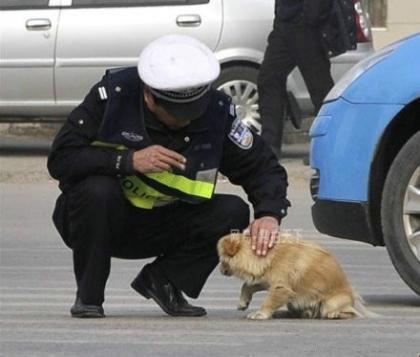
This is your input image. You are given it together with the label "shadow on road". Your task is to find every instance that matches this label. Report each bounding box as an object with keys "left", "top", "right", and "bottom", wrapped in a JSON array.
[{"left": 364, "top": 294, "right": 420, "bottom": 307}]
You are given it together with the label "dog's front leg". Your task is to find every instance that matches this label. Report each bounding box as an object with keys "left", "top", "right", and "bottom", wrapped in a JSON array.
[
  {"left": 238, "top": 283, "right": 265, "bottom": 310},
  {"left": 247, "top": 285, "right": 293, "bottom": 320}
]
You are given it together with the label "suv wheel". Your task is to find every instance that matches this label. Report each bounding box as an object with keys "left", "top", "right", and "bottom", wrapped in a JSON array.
[
  {"left": 381, "top": 131, "right": 420, "bottom": 295},
  {"left": 214, "top": 66, "right": 261, "bottom": 133}
]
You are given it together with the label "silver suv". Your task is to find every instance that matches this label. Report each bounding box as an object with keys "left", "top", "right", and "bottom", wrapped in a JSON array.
[{"left": 0, "top": 0, "right": 373, "bottom": 131}]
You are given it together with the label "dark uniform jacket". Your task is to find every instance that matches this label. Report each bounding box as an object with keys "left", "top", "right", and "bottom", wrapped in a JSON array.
[
  {"left": 275, "top": 0, "right": 358, "bottom": 57},
  {"left": 48, "top": 67, "right": 290, "bottom": 221},
  {"left": 320, "top": 0, "right": 358, "bottom": 57}
]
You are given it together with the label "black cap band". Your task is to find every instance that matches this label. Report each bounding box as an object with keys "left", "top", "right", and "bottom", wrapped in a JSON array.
[{"left": 150, "top": 85, "right": 211, "bottom": 104}]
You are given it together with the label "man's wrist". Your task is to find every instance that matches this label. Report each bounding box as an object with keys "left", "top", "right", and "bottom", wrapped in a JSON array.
[
  {"left": 115, "top": 149, "right": 136, "bottom": 175},
  {"left": 255, "top": 214, "right": 281, "bottom": 225}
]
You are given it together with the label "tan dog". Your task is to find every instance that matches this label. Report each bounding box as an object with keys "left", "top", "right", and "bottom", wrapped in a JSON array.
[{"left": 218, "top": 233, "right": 374, "bottom": 320}]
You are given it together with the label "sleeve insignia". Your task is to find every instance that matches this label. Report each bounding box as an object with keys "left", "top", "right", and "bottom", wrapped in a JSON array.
[{"left": 228, "top": 118, "right": 253, "bottom": 150}]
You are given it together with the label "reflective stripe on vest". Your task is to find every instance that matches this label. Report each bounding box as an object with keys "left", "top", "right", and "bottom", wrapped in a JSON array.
[
  {"left": 91, "top": 141, "right": 215, "bottom": 208},
  {"left": 146, "top": 172, "right": 213, "bottom": 199},
  {"left": 120, "top": 175, "right": 173, "bottom": 209}
]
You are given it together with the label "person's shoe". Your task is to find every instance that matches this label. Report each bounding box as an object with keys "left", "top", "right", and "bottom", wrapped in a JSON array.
[
  {"left": 131, "top": 264, "right": 206, "bottom": 317},
  {"left": 70, "top": 297, "right": 105, "bottom": 318}
]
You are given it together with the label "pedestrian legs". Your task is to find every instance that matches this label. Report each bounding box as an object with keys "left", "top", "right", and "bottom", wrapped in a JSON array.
[{"left": 258, "top": 19, "right": 295, "bottom": 155}]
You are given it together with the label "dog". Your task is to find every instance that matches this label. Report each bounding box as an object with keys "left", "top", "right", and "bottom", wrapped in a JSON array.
[{"left": 217, "top": 233, "right": 374, "bottom": 320}]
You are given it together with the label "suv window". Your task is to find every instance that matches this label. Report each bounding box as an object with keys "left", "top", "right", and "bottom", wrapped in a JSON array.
[
  {"left": 0, "top": 0, "right": 49, "bottom": 9},
  {"left": 71, "top": 0, "right": 209, "bottom": 7}
]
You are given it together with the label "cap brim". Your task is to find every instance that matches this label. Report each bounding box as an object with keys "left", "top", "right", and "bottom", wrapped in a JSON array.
[{"left": 158, "top": 90, "right": 211, "bottom": 121}]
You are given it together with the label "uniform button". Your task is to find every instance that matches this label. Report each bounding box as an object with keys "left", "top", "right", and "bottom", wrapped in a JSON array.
[
  {"left": 115, "top": 86, "right": 121, "bottom": 92},
  {"left": 78, "top": 119, "right": 84, "bottom": 125},
  {"left": 218, "top": 100, "right": 224, "bottom": 106},
  {"left": 200, "top": 163, "right": 205, "bottom": 168},
  {"left": 184, "top": 136, "right": 190, "bottom": 143},
  {"left": 322, "top": 33, "right": 327, "bottom": 38}
]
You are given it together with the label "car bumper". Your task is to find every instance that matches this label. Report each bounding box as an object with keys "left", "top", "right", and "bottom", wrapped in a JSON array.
[
  {"left": 310, "top": 98, "right": 403, "bottom": 201},
  {"left": 311, "top": 198, "right": 382, "bottom": 245},
  {"left": 310, "top": 98, "right": 403, "bottom": 244}
]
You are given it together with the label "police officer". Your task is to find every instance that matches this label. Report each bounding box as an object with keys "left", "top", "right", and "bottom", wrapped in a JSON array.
[{"left": 48, "top": 35, "right": 290, "bottom": 318}]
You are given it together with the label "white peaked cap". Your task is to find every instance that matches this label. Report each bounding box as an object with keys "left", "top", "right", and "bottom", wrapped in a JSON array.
[{"left": 138, "top": 34, "right": 221, "bottom": 91}]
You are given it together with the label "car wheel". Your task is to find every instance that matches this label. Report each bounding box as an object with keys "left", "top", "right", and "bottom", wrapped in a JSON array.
[
  {"left": 214, "top": 66, "right": 261, "bottom": 133},
  {"left": 381, "top": 131, "right": 420, "bottom": 295}
]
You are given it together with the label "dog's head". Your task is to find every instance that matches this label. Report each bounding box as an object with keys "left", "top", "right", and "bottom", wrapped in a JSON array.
[{"left": 217, "top": 234, "right": 244, "bottom": 276}]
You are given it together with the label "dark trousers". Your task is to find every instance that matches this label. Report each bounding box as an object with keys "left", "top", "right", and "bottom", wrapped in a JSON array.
[
  {"left": 53, "top": 176, "right": 250, "bottom": 305},
  {"left": 258, "top": 17, "right": 334, "bottom": 153}
]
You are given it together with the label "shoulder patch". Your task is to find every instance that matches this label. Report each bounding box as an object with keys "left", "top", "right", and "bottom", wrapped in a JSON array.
[
  {"left": 98, "top": 86, "right": 108, "bottom": 101},
  {"left": 228, "top": 118, "right": 253, "bottom": 150}
]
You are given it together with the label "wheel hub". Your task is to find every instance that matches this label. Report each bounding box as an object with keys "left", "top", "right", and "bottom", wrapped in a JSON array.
[
  {"left": 403, "top": 166, "right": 420, "bottom": 262},
  {"left": 235, "top": 105, "right": 247, "bottom": 120},
  {"left": 217, "top": 79, "right": 261, "bottom": 134}
]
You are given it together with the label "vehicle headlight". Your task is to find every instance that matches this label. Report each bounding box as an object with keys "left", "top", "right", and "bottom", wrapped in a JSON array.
[{"left": 325, "top": 46, "right": 396, "bottom": 102}]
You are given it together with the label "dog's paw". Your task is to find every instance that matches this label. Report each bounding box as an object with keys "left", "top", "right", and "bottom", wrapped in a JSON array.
[
  {"left": 246, "top": 310, "right": 271, "bottom": 320},
  {"left": 237, "top": 300, "right": 249, "bottom": 311}
]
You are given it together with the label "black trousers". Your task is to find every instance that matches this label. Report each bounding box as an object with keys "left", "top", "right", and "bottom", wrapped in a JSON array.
[
  {"left": 258, "top": 17, "right": 334, "bottom": 152},
  {"left": 53, "top": 176, "right": 250, "bottom": 305}
]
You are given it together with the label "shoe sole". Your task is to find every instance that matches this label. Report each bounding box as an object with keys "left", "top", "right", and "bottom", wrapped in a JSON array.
[
  {"left": 131, "top": 280, "right": 206, "bottom": 317},
  {"left": 71, "top": 311, "right": 105, "bottom": 318}
]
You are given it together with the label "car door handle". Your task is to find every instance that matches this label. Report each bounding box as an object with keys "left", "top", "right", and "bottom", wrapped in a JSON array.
[
  {"left": 26, "top": 19, "right": 52, "bottom": 31},
  {"left": 176, "top": 15, "right": 202, "bottom": 27}
]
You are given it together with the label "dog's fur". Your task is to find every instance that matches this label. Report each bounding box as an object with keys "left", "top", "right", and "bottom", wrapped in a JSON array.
[{"left": 217, "top": 233, "right": 374, "bottom": 320}]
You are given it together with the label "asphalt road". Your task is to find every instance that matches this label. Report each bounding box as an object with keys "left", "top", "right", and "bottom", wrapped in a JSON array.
[{"left": 1, "top": 147, "right": 419, "bottom": 357}]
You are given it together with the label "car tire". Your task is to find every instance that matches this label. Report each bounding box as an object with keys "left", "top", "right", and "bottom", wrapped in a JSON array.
[
  {"left": 381, "top": 130, "right": 420, "bottom": 296},
  {"left": 214, "top": 65, "right": 261, "bottom": 133}
]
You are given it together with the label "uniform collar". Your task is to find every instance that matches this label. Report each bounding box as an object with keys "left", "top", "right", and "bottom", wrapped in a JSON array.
[
  {"left": 143, "top": 104, "right": 166, "bottom": 132},
  {"left": 183, "top": 113, "right": 209, "bottom": 133}
]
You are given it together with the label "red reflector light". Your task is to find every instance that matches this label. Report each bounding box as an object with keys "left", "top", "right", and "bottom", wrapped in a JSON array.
[{"left": 353, "top": 0, "right": 372, "bottom": 43}]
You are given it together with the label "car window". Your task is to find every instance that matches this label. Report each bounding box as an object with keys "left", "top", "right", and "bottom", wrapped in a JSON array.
[
  {"left": 0, "top": 0, "right": 49, "bottom": 9},
  {"left": 71, "top": 0, "right": 209, "bottom": 7},
  {"left": 54, "top": 0, "right": 220, "bottom": 105}
]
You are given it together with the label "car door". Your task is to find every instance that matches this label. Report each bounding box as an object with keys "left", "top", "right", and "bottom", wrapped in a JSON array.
[
  {"left": 0, "top": 0, "right": 60, "bottom": 116},
  {"left": 55, "top": 0, "right": 222, "bottom": 111}
]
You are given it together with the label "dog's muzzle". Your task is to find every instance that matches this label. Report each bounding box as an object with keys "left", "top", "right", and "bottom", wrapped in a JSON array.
[{"left": 219, "top": 262, "right": 233, "bottom": 276}]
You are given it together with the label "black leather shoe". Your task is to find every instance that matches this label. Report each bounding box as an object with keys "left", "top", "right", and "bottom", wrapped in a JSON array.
[
  {"left": 131, "top": 265, "right": 206, "bottom": 317},
  {"left": 70, "top": 297, "right": 105, "bottom": 318}
]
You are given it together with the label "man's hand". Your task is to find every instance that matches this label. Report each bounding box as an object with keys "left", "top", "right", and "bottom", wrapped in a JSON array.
[
  {"left": 132, "top": 145, "right": 186, "bottom": 173},
  {"left": 248, "top": 216, "right": 280, "bottom": 256}
]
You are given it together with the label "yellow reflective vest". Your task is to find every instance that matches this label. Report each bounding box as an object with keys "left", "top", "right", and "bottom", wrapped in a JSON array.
[{"left": 92, "top": 69, "right": 231, "bottom": 209}]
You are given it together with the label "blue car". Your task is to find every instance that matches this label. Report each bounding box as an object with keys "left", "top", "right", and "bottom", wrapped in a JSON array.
[{"left": 310, "top": 33, "right": 420, "bottom": 295}]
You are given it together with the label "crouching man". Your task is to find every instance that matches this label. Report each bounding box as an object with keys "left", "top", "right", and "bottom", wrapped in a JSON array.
[{"left": 48, "top": 35, "right": 290, "bottom": 318}]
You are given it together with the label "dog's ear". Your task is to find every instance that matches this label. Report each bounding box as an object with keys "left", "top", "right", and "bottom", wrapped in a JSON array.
[{"left": 222, "top": 236, "right": 242, "bottom": 257}]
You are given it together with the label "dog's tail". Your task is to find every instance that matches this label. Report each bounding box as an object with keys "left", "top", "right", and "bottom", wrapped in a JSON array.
[{"left": 350, "top": 292, "right": 379, "bottom": 318}]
